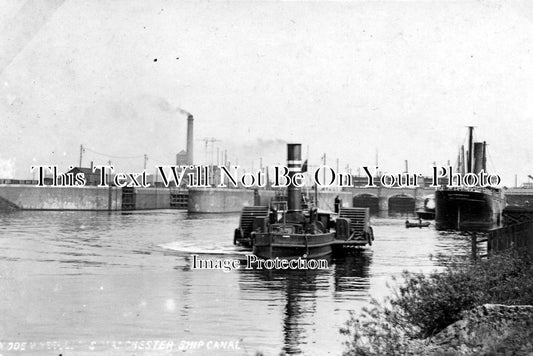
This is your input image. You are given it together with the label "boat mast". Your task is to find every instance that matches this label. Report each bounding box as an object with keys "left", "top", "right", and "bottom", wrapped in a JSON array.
[
  {"left": 460, "top": 145, "right": 465, "bottom": 174},
  {"left": 482, "top": 141, "right": 487, "bottom": 171}
]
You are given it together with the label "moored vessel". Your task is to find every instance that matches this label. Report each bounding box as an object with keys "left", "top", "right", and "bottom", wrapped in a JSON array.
[
  {"left": 435, "top": 127, "right": 504, "bottom": 232},
  {"left": 415, "top": 196, "right": 435, "bottom": 220}
]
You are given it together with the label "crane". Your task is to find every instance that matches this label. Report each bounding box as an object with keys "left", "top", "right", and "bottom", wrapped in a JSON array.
[{"left": 197, "top": 137, "right": 221, "bottom": 165}]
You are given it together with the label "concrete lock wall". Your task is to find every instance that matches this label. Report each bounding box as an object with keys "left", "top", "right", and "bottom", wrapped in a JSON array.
[
  {"left": 254, "top": 189, "right": 353, "bottom": 211},
  {"left": 0, "top": 184, "right": 121, "bottom": 210},
  {"left": 188, "top": 188, "right": 254, "bottom": 213},
  {"left": 255, "top": 190, "right": 278, "bottom": 206},
  {"left": 315, "top": 191, "right": 352, "bottom": 211},
  {"left": 134, "top": 188, "right": 171, "bottom": 209}
]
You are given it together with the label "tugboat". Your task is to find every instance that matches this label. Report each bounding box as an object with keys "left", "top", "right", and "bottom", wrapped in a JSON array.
[{"left": 233, "top": 143, "right": 373, "bottom": 259}]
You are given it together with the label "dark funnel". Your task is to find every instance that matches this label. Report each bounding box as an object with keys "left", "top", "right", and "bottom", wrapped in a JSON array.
[{"left": 287, "top": 144, "right": 302, "bottom": 212}]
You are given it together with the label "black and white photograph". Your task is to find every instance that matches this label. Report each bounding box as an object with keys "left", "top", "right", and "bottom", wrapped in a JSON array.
[{"left": 1, "top": 1, "right": 533, "bottom": 355}]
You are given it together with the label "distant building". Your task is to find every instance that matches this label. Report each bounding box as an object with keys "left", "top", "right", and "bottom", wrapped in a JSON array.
[
  {"left": 66, "top": 167, "right": 101, "bottom": 186},
  {"left": 176, "top": 150, "right": 188, "bottom": 166}
]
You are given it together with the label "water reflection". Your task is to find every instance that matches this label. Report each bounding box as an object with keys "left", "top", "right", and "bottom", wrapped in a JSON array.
[
  {"left": 235, "top": 251, "right": 372, "bottom": 355},
  {"left": 332, "top": 251, "right": 372, "bottom": 295},
  {"left": 433, "top": 230, "right": 484, "bottom": 266}
]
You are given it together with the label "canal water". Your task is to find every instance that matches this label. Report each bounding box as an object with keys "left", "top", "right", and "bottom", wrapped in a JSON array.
[{"left": 0, "top": 210, "right": 474, "bottom": 355}]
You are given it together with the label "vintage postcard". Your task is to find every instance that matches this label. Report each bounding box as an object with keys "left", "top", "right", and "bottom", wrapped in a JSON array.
[{"left": 1, "top": 1, "right": 533, "bottom": 355}]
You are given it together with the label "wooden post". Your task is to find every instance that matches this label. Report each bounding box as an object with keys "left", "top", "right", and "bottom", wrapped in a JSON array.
[{"left": 471, "top": 233, "right": 477, "bottom": 262}]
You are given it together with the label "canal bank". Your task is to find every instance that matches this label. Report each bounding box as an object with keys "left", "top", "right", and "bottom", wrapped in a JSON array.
[{"left": 341, "top": 250, "right": 533, "bottom": 356}]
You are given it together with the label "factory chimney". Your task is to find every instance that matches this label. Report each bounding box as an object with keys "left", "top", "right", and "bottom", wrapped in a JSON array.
[{"left": 186, "top": 114, "right": 194, "bottom": 165}]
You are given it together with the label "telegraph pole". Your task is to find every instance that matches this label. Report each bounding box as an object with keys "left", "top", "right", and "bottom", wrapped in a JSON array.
[
  {"left": 79, "top": 145, "right": 84, "bottom": 167},
  {"left": 323, "top": 153, "right": 327, "bottom": 187}
]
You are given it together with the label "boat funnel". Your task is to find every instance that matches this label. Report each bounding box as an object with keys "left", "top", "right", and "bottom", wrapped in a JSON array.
[
  {"left": 287, "top": 143, "right": 302, "bottom": 212},
  {"left": 473, "top": 142, "right": 484, "bottom": 174}
]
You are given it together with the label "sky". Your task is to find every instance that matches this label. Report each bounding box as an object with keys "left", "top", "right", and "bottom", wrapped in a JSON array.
[{"left": 1, "top": 0, "right": 533, "bottom": 186}]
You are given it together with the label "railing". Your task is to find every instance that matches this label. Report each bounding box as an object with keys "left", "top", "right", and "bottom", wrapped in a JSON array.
[
  {"left": 502, "top": 206, "right": 533, "bottom": 226},
  {"left": 471, "top": 233, "right": 489, "bottom": 261},
  {"left": 488, "top": 221, "right": 533, "bottom": 256}
]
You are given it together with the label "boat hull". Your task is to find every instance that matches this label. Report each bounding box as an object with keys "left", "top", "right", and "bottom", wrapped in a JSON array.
[
  {"left": 252, "top": 232, "right": 335, "bottom": 259},
  {"left": 415, "top": 209, "right": 435, "bottom": 220},
  {"left": 435, "top": 189, "right": 502, "bottom": 232}
]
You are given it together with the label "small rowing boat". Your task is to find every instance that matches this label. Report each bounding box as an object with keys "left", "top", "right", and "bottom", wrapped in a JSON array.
[{"left": 405, "top": 220, "right": 431, "bottom": 228}]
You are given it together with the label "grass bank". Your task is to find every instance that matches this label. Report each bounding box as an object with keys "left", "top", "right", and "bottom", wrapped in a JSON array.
[{"left": 340, "top": 251, "right": 533, "bottom": 355}]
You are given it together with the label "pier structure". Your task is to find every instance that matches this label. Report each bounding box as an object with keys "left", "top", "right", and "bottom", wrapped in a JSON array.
[{"left": 504, "top": 187, "right": 533, "bottom": 207}]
